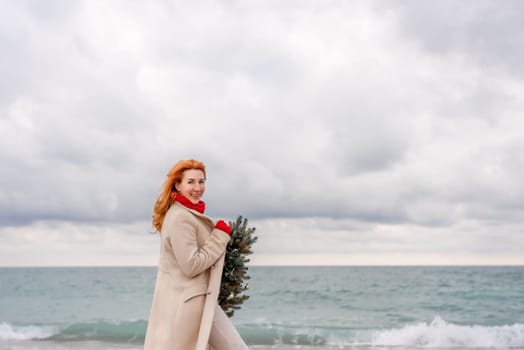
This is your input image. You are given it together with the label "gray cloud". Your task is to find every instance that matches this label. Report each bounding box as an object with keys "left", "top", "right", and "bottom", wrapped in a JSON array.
[
  {"left": 387, "top": 0, "right": 524, "bottom": 77},
  {"left": 1, "top": 1, "right": 524, "bottom": 265}
]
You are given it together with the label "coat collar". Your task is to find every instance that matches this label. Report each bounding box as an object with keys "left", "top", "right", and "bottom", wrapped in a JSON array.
[{"left": 173, "top": 202, "right": 215, "bottom": 227}]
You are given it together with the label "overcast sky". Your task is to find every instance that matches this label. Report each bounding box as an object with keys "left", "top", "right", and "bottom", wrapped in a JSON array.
[{"left": 1, "top": 0, "right": 524, "bottom": 266}]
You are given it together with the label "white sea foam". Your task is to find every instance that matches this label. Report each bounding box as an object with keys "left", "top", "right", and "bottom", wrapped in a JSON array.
[
  {"left": 371, "top": 316, "right": 524, "bottom": 348},
  {"left": 0, "top": 322, "right": 57, "bottom": 340}
]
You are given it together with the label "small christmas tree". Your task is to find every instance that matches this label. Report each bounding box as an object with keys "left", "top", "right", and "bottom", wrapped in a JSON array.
[{"left": 218, "top": 216, "right": 257, "bottom": 317}]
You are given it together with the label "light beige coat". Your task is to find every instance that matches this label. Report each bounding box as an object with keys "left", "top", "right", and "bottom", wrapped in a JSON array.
[{"left": 144, "top": 202, "right": 230, "bottom": 350}]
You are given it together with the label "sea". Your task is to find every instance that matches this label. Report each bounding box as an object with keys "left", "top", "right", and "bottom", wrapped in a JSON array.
[{"left": 0, "top": 266, "right": 523, "bottom": 350}]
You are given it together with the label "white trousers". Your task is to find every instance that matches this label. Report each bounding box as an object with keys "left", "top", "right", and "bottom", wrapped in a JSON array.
[{"left": 208, "top": 304, "right": 249, "bottom": 350}]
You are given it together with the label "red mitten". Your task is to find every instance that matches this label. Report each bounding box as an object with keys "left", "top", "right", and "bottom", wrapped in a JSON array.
[{"left": 215, "top": 220, "right": 232, "bottom": 235}]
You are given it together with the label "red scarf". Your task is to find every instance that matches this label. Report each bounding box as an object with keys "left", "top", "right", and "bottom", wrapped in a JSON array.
[{"left": 171, "top": 193, "right": 206, "bottom": 214}]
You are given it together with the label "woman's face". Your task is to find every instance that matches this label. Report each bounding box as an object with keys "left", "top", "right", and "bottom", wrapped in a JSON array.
[{"left": 175, "top": 169, "right": 206, "bottom": 204}]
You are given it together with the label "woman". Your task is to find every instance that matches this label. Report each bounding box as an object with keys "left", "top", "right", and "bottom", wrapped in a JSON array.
[{"left": 144, "top": 159, "right": 249, "bottom": 350}]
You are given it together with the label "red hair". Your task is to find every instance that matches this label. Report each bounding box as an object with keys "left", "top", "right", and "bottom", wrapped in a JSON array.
[{"left": 152, "top": 159, "right": 206, "bottom": 232}]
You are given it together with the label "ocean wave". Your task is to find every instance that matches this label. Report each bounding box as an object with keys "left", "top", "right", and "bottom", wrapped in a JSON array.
[
  {"left": 238, "top": 323, "right": 328, "bottom": 345},
  {"left": 239, "top": 316, "right": 524, "bottom": 347},
  {"left": 0, "top": 320, "right": 146, "bottom": 343},
  {"left": 370, "top": 316, "right": 524, "bottom": 348},
  {"left": 1, "top": 316, "right": 523, "bottom": 347},
  {"left": 0, "top": 322, "right": 58, "bottom": 340}
]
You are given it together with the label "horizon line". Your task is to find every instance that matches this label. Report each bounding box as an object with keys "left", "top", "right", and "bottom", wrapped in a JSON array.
[{"left": 1, "top": 263, "right": 524, "bottom": 268}]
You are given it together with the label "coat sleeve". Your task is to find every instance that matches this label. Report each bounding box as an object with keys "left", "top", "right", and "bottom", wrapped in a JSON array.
[{"left": 170, "top": 216, "right": 230, "bottom": 278}]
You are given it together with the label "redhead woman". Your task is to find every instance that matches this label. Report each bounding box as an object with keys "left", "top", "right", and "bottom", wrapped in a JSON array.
[{"left": 144, "top": 160, "right": 249, "bottom": 350}]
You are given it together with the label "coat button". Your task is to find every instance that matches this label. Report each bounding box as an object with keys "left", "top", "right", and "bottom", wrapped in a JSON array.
[{"left": 211, "top": 264, "right": 215, "bottom": 269}]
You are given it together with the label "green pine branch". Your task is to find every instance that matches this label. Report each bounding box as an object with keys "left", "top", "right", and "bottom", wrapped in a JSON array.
[{"left": 218, "top": 216, "right": 258, "bottom": 317}]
